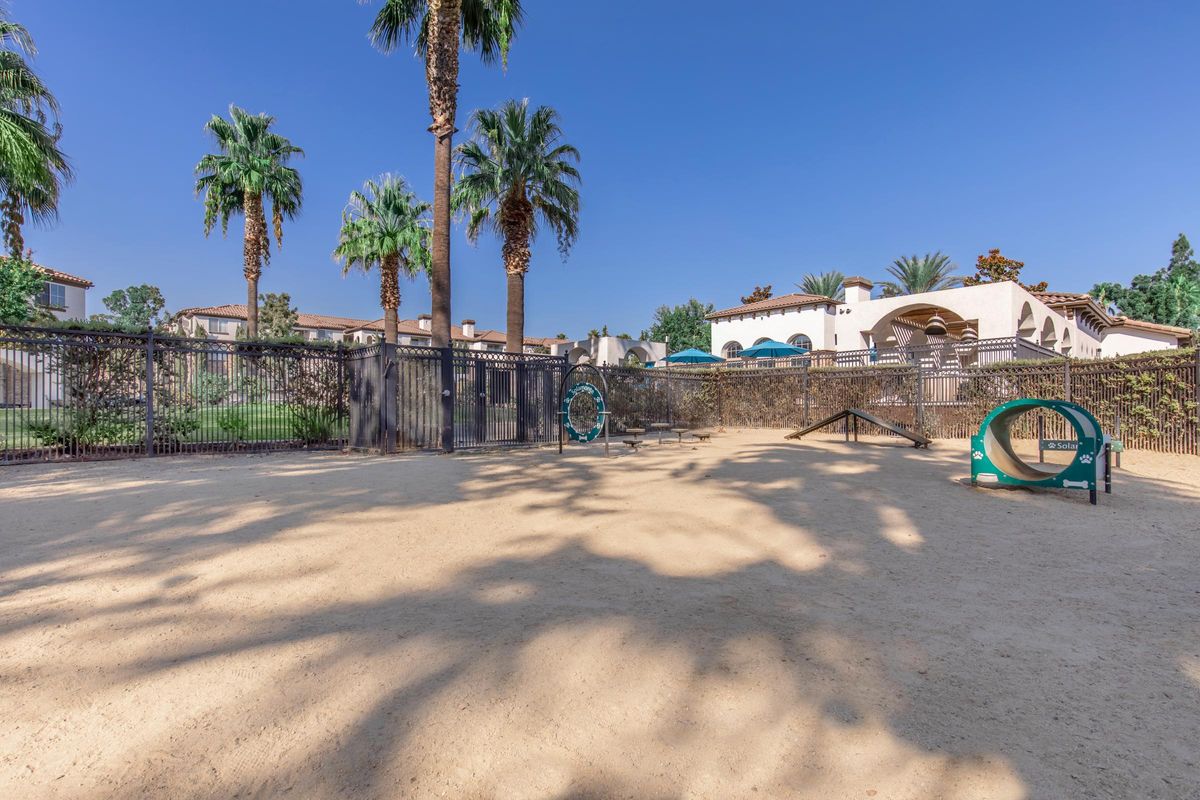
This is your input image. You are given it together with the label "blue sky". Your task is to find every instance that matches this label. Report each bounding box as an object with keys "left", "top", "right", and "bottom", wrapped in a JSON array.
[{"left": 16, "top": 1, "right": 1200, "bottom": 336}]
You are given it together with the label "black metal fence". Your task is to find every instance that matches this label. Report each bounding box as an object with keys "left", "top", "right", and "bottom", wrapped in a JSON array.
[
  {"left": 3, "top": 325, "right": 1195, "bottom": 463},
  {"left": 1, "top": 326, "right": 347, "bottom": 464}
]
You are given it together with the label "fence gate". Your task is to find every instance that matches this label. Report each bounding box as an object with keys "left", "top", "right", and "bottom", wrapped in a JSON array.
[{"left": 451, "top": 350, "right": 564, "bottom": 448}]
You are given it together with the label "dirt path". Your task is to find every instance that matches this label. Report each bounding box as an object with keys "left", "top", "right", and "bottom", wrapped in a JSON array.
[{"left": 1, "top": 432, "right": 1197, "bottom": 798}]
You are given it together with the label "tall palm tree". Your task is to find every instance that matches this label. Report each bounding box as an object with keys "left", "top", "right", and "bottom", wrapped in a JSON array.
[
  {"left": 0, "top": 14, "right": 72, "bottom": 258},
  {"left": 880, "top": 252, "right": 962, "bottom": 297},
  {"left": 454, "top": 99, "right": 581, "bottom": 353},
  {"left": 798, "top": 271, "right": 845, "bottom": 301},
  {"left": 363, "top": 0, "right": 523, "bottom": 350},
  {"left": 194, "top": 105, "right": 303, "bottom": 338},
  {"left": 333, "top": 175, "right": 431, "bottom": 344}
]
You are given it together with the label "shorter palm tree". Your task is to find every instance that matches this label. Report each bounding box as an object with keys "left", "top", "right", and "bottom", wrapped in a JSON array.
[
  {"left": 195, "top": 105, "right": 303, "bottom": 338},
  {"left": 334, "top": 175, "right": 431, "bottom": 344},
  {"left": 798, "top": 271, "right": 845, "bottom": 301},
  {"left": 880, "top": 252, "right": 961, "bottom": 297},
  {"left": 454, "top": 99, "right": 581, "bottom": 352}
]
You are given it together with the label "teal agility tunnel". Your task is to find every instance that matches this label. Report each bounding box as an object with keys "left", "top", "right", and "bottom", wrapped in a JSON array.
[{"left": 971, "top": 399, "right": 1112, "bottom": 504}]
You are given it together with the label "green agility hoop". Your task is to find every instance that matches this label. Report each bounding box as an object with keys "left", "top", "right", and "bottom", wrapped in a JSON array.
[
  {"left": 562, "top": 382, "right": 606, "bottom": 442},
  {"left": 971, "top": 398, "right": 1111, "bottom": 504}
]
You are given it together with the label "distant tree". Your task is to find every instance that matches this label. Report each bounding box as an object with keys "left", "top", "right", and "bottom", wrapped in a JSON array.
[
  {"left": 962, "top": 248, "right": 1048, "bottom": 292},
  {"left": 640, "top": 298, "right": 715, "bottom": 352},
  {"left": 740, "top": 284, "right": 772, "bottom": 304},
  {"left": 1091, "top": 234, "right": 1200, "bottom": 329},
  {"left": 98, "top": 285, "right": 167, "bottom": 329},
  {"left": 555, "top": 332, "right": 567, "bottom": 339},
  {"left": 0, "top": 254, "right": 45, "bottom": 323},
  {"left": 454, "top": 99, "right": 581, "bottom": 353},
  {"left": 258, "top": 292, "right": 298, "bottom": 339},
  {"left": 195, "top": 105, "right": 303, "bottom": 339},
  {"left": 879, "top": 252, "right": 961, "bottom": 297},
  {"left": 798, "top": 271, "right": 845, "bottom": 301},
  {"left": 587, "top": 327, "right": 600, "bottom": 338},
  {"left": 616, "top": 331, "right": 631, "bottom": 339}
]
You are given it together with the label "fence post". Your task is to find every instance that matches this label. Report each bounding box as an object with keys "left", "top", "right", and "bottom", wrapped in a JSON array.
[
  {"left": 440, "top": 347, "right": 455, "bottom": 453},
  {"left": 802, "top": 364, "right": 810, "bottom": 426},
  {"left": 381, "top": 343, "right": 398, "bottom": 454},
  {"left": 516, "top": 360, "right": 528, "bottom": 442},
  {"left": 915, "top": 362, "right": 924, "bottom": 434},
  {"left": 1064, "top": 357, "right": 1072, "bottom": 402},
  {"left": 144, "top": 330, "right": 155, "bottom": 456},
  {"left": 1194, "top": 346, "right": 1199, "bottom": 455}
]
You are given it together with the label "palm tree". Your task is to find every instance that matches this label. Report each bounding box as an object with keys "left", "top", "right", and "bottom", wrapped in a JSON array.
[
  {"left": 880, "top": 252, "right": 961, "bottom": 297},
  {"left": 194, "top": 105, "right": 303, "bottom": 339},
  {"left": 0, "top": 14, "right": 72, "bottom": 258},
  {"left": 334, "top": 175, "right": 431, "bottom": 344},
  {"left": 363, "top": 0, "right": 523, "bottom": 350},
  {"left": 454, "top": 99, "right": 581, "bottom": 352},
  {"left": 798, "top": 271, "right": 845, "bottom": 301}
]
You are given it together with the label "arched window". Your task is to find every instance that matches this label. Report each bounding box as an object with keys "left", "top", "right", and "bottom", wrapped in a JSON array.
[
  {"left": 723, "top": 341, "right": 743, "bottom": 358},
  {"left": 753, "top": 337, "right": 772, "bottom": 346},
  {"left": 787, "top": 334, "right": 813, "bottom": 350}
]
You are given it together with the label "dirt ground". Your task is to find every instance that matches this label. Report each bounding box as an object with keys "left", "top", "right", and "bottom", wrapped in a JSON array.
[{"left": 1, "top": 430, "right": 1198, "bottom": 799}]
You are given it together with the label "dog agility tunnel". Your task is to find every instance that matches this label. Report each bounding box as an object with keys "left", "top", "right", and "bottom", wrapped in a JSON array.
[{"left": 971, "top": 398, "right": 1111, "bottom": 504}]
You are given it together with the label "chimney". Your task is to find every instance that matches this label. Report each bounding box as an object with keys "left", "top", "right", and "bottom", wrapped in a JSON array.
[
  {"left": 842, "top": 276, "right": 873, "bottom": 305},
  {"left": 417, "top": 313, "right": 431, "bottom": 332},
  {"left": 461, "top": 318, "right": 476, "bottom": 338}
]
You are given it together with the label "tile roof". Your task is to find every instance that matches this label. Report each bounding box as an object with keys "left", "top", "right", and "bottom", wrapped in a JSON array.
[
  {"left": 706, "top": 292, "right": 840, "bottom": 320},
  {"left": 339, "top": 317, "right": 554, "bottom": 346},
  {"left": 1031, "top": 291, "right": 1092, "bottom": 306},
  {"left": 177, "top": 304, "right": 371, "bottom": 331},
  {"left": 2, "top": 259, "right": 95, "bottom": 288},
  {"left": 1107, "top": 316, "right": 1195, "bottom": 339}
]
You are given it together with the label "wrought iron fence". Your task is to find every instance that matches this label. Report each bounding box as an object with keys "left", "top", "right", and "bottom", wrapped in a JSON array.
[
  {"left": 3, "top": 324, "right": 1195, "bottom": 463},
  {"left": 0, "top": 325, "right": 348, "bottom": 464}
]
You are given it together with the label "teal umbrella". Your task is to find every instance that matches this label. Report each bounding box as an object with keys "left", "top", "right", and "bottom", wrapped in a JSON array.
[
  {"left": 664, "top": 347, "right": 725, "bottom": 364},
  {"left": 740, "top": 340, "right": 808, "bottom": 358}
]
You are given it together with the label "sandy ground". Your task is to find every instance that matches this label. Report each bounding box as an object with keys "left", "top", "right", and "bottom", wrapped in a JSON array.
[{"left": 1, "top": 431, "right": 1198, "bottom": 800}]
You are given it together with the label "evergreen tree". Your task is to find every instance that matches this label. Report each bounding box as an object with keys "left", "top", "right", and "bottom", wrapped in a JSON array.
[{"left": 640, "top": 298, "right": 715, "bottom": 352}]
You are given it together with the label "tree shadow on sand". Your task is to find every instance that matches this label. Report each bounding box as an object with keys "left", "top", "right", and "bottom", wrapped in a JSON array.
[{"left": 0, "top": 437, "right": 1197, "bottom": 799}]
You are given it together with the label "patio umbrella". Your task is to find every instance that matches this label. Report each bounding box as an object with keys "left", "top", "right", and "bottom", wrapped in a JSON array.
[
  {"left": 739, "top": 340, "right": 808, "bottom": 358},
  {"left": 663, "top": 347, "right": 725, "bottom": 364}
]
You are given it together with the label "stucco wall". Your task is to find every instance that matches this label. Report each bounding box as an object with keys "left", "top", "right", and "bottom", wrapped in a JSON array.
[
  {"left": 709, "top": 305, "right": 835, "bottom": 356},
  {"left": 1100, "top": 328, "right": 1179, "bottom": 356}
]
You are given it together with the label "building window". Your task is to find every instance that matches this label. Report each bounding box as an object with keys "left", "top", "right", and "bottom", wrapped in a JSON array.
[
  {"left": 208, "top": 317, "right": 231, "bottom": 334},
  {"left": 723, "top": 341, "right": 743, "bottom": 358},
  {"left": 316, "top": 329, "right": 333, "bottom": 341},
  {"left": 37, "top": 282, "right": 66, "bottom": 309},
  {"left": 787, "top": 334, "right": 813, "bottom": 350}
]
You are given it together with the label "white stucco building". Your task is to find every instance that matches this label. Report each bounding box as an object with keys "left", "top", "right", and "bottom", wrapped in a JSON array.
[
  {"left": 706, "top": 278, "right": 1192, "bottom": 365},
  {"left": 33, "top": 265, "right": 92, "bottom": 321},
  {"left": 549, "top": 335, "right": 667, "bottom": 367}
]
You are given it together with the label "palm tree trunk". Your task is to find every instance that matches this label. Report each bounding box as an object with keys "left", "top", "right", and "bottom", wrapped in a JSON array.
[
  {"left": 506, "top": 271, "right": 525, "bottom": 354},
  {"left": 243, "top": 190, "right": 265, "bottom": 339},
  {"left": 381, "top": 253, "right": 400, "bottom": 345},
  {"left": 425, "top": 0, "right": 461, "bottom": 350},
  {"left": 501, "top": 199, "right": 533, "bottom": 354}
]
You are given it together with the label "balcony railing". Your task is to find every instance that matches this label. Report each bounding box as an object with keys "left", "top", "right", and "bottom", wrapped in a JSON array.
[{"left": 717, "top": 337, "right": 1065, "bottom": 371}]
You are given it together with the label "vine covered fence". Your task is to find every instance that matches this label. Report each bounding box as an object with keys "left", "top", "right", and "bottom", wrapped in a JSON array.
[{"left": 602, "top": 348, "right": 1199, "bottom": 454}]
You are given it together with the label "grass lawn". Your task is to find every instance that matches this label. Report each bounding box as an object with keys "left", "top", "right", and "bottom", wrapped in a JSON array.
[{"left": 0, "top": 403, "right": 347, "bottom": 450}]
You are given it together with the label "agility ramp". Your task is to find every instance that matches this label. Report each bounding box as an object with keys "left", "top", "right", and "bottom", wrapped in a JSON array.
[
  {"left": 971, "top": 398, "right": 1111, "bottom": 504},
  {"left": 786, "top": 408, "right": 931, "bottom": 448}
]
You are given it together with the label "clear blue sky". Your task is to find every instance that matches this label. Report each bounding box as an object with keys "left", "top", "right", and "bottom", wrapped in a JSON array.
[{"left": 16, "top": 1, "right": 1200, "bottom": 336}]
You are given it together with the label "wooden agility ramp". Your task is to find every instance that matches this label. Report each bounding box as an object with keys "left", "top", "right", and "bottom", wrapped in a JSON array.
[{"left": 785, "top": 408, "right": 931, "bottom": 448}]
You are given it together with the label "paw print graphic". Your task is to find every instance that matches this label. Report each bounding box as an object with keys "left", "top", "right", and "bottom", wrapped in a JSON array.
[
  {"left": 972, "top": 450, "right": 983, "bottom": 461},
  {"left": 1079, "top": 453, "right": 1093, "bottom": 465}
]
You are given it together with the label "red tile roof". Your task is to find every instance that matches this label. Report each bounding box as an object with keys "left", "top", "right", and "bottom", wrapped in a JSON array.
[
  {"left": 706, "top": 292, "right": 839, "bottom": 320},
  {"left": 3, "top": 259, "right": 95, "bottom": 288},
  {"left": 1107, "top": 316, "right": 1194, "bottom": 340},
  {"left": 177, "top": 304, "right": 372, "bottom": 331}
]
